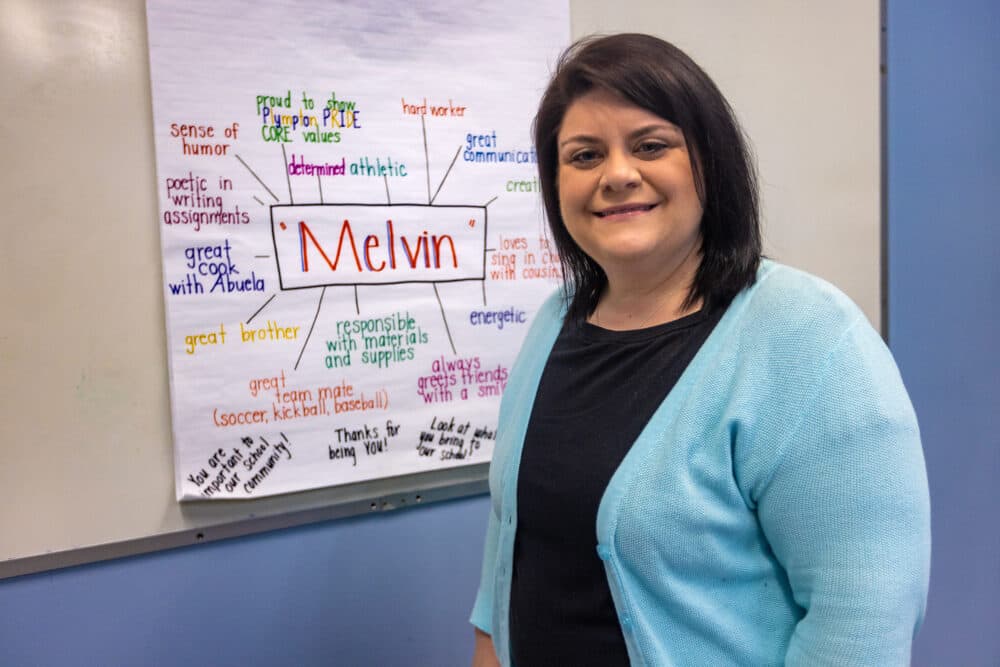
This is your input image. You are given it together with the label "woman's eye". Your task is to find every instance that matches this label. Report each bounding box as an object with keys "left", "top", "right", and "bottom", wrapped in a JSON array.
[
  {"left": 569, "top": 149, "right": 601, "bottom": 165},
  {"left": 635, "top": 141, "right": 668, "bottom": 157}
]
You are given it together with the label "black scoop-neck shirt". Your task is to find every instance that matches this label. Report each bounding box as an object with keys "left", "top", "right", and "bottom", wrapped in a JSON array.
[{"left": 510, "top": 303, "right": 726, "bottom": 666}]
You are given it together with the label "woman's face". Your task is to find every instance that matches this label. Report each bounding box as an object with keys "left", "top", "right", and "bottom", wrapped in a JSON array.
[{"left": 556, "top": 89, "right": 703, "bottom": 284}]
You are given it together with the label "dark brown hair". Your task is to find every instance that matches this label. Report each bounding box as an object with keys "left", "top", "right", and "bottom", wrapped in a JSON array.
[{"left": 534, "top": 33, "right": 761, "bottom": 320}]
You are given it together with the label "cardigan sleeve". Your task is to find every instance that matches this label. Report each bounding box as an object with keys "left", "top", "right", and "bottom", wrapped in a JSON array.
[
  {"left": 470, "top": 499, "right": 499, "bottom": 634},
  {"left": 751, "top": 317, "right": 930, "bottom": 666}
]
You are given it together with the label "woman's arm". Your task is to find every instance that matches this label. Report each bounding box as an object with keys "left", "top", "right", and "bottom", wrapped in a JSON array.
[
  {"left": 751, "top": 319, "right": 930, "bottom": 665},
  {"left": 472, "top": 628, "right": 501, "bottom": 667}
]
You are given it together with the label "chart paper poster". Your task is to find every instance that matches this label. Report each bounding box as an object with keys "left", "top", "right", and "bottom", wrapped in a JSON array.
[{"left": 146, "top": 1, "right": 569, "bottom": 500}]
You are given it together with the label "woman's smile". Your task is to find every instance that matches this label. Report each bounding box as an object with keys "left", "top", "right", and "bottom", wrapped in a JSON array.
[{"left": 592, "top": 203, "right": 660, "bottom": 219}]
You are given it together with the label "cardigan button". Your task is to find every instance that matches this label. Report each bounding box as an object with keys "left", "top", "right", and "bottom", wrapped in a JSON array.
[
  {"left": 620, "top": 615, "right": 633, "bottom": 632},
  {"left": 596, "top": 545, "right": 611, "bottom": 560}
]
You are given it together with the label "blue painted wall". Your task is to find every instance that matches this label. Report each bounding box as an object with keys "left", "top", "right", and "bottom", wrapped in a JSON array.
[
  {"left": 0, "top": 495, "right": 491, "bottom": 666},
  {"left": 888, "top": 1, "right": 1000, "bottom": 664},
  {"left": 2, "top": 3, "right": 997, "bottom": 665}
]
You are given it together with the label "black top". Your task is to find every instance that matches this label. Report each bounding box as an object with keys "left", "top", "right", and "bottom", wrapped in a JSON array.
[{"left": 510, "top": 304, "right": 726, "bottom": 666}]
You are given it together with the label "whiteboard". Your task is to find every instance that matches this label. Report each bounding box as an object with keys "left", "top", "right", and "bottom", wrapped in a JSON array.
[{"left": 0, "top": 0, "right": 880, "bottom": 577}]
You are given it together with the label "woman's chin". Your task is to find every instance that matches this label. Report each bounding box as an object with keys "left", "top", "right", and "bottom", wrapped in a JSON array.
[{"left": 594, "top": 249, "right": 661, "bottom": 276}]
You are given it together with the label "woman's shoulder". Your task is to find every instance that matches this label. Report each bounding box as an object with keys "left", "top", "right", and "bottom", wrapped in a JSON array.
[
  {"left": 733, "top": 259, "right": 873, "bottom": 345},
  {"left": 750, "top": 260, "right": 866, "bottom": 320},
  {"left": 706, "top": 259, "right": 893, "bottom": 382}
]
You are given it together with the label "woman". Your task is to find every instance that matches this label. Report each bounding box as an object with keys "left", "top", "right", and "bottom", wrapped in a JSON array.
[{"left": 471, "top": 34, "right": 930, "bottom": 666}]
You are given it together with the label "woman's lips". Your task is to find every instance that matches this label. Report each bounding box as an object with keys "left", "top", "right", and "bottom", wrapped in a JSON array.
[{"left": 593, "top": 203, "right": 658, "bottom": 219}]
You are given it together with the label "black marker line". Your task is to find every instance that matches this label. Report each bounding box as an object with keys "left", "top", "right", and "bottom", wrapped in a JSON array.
[
  {"left": 433, "top": 283, "right": 457, "bottom": 355},
  {"left": 253, "top": 195, "right": 266, "bottom": 206},
  {"left": 247, "top": 294, "right": 276, "bottom": 324},
  {"left": 482, "top": 281, "right": 487, "bottom": 306},
  {"left": 318, "top": 173, "right": 324, "bottom": 204},
  {"left": 282, "top": 144, "right": 293, "bottom": 204},
  {"left": 430, "top": 145, "right": 462, "bottom": 204},
  {"left": 484, "top": 195, "right": 498, "bottom": 208},
  {"left": 421, "top": 114, "right": 431, "bottom": 204},
  {"left": 383, "top": 174, "right": 391, "bottom": 205},
  {"left": 255, "top": 255, "right": 270, "bottom": 258},
  {"left": 236, "top": 154, "right": 279, "bottom": 202},
  {"left": 353, "top": 285, "right": 360, "bottom": 315},
  {"left": 294, "top": 286, "right": 326, "bottom": 371}
]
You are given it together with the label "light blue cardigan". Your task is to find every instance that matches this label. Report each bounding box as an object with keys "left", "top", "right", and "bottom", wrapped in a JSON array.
[{"left": 471, "top": 261, "right": 930, "bottom": 666}]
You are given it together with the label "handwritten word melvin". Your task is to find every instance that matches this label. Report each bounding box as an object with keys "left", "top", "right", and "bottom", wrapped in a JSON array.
[
  {"left": 299, "top": 220, "right": 457, "bottom": 274},
  {"left": 272, "top": 204, "right": 485, "bottom": 288}
]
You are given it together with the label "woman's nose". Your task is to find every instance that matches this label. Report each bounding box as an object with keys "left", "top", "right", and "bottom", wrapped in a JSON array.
[{"left": 600, "top": 149, "right": 641, "bottom": 192}]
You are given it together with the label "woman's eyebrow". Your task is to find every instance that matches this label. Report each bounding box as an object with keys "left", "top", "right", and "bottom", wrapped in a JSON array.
[
  {"left": 559, "top": 123, "right": 682, "bottom": 148},
  {"left": 558, "top": 133, "right": 601, "bottom": 148},
  {"left": 627, "top": 123, "right": 681, "bottom": 140}
]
